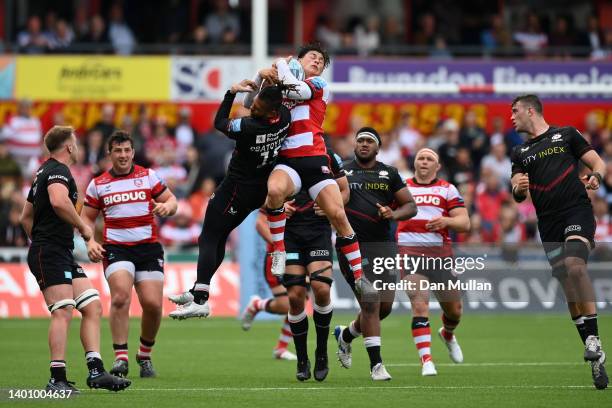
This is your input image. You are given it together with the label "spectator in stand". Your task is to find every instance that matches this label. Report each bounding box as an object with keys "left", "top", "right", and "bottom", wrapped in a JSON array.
[
  {"left": 381, "top": 16, "right": 404, "bottom": 47},
  {"left": 2, "top": 99, "right": 42, "bottom": 174},
  {"left": 549, "top": 15, "right": 576, "bottom": 59},
  {"left": 355, "top": 15, "right": 381, "bottom": 56},
  {"left": 437, "top": 118, "right": 461, "bottom": 180},
  {"left": 0, "top": 198, "right": 28, "bottom": 247},
  {"left": 397, "top": 111, "right": 425, "bottom": 164},
  {"left": 0, "top": 140, "right": 22, "bottom": 182},
  {"left": 133, "top": 104, "right": 153, "bottom": 146},
  {"left": 146, "top": 118, "right": 177, "bottom": 166},
  {"left": 108, "top": 3, "right": 136, "bottom": 55},
  {"left": 17, "top": 15, "right": 49, "bottom": 53},
  {"left": 430, "top": 35, "right": 452, "bottom": 59},
  {"left": 452, "top": 147, "right": 475, "bottom": 187},
  {"left": 188, "top": 177, "right": 216, "bottom": 224},
  {"left": 475, "top": 167, "right": 509, "bottom": 242},
  {"left": 592, "top": 195, "right": 612, "bottom": 260},
  {"left": 459, "top": 110, "right": 488, "bottom": 174},
  {"left": 73, "top": 5, "right": 90, "bottom": 41},
  {"left": 159, "top": 201, "right": 201, "bottom": 249},
  {"left": 376, "top": 130, "right": 403, "bottom": 167},
  {"left": 583, "top": 112, "right": 608, "bottom": 153},
  {"left": 181, "top": 146, "right": 202, "bottom": 198},
  {"left": 481, "top": 14, "right": 512, "bottom": 55},
  {"left": 517, "top": 194, "right": 538, "bottom": 240},
  {"left": 581, "top": 15, "right": 605, "bottom": 60},
  {"left": 414, "top": 13, "right": 436, "bottom": 46},
  {"left": 84, "top": 129, "right": 105, "bottom": 170},
  {"left": 204, "top": 0, "right": 240, "bottom": 44},
  {"left": 153, "top": 149, "right": 187, "bottom": 198},
  {"left": 82, "top": 14, "right": 109, "bottom": 53},
  {"left": 598, "top": 160, "right": 612, "bottom": 213},
  {"left": 175, "top": 107, "right": 195, "bottom": 163},
  {"left": 513, "top": 11, "right": 547, "bottom": 58},
  {"left": 190, "top": 25, "right": 209, "bottom": 52},
  {"left": 71, "top": 141, "right": 94, "bottom": 195},
  {"left": 315, "top": 15, "right": 342, "bottom": 51},
  {"left": 92, "top": 104, "right": 117, "bottom": 142},
  {"left": 49, "top": 19, "right": 74, "bottom": 52},
  {"left": 196, "top": 125, "right": 235, "bottom": 186},
  {"left": 481, "top": 133, "right": 512, "bottom": 187},
  {"left": 497, "top": 203, "right": 524, "bottom": 263}
]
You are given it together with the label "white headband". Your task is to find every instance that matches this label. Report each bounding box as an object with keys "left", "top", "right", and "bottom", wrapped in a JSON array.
[
  {"left": 356, "top": 131, "right": 380, "bottom": 146},
  {"left": 416, "top": 148, "right": 439, "bottom": 161}
]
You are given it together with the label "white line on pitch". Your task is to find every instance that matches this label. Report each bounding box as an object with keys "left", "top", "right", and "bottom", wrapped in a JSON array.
[
  {"left": 385, "top": 362, "right": 584, "bottom": 367},
  {"left": 128, "top": 385, "right": 592, "bottom": 392}
]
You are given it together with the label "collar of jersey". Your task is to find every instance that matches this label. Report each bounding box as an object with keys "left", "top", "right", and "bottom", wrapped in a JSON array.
[
  {"left": 109, "top": 165, "right": 135, "bottom": 178},
  {"left": 527, "top": 126, "right": 554, "bottom": 144},
  {"left": 412, "top": 177, "right": 439, "bottom": 186}
]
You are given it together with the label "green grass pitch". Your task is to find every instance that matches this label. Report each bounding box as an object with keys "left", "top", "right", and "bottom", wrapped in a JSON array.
[{"left": 1, "top": 314, "right": 611, "bottom": 407}]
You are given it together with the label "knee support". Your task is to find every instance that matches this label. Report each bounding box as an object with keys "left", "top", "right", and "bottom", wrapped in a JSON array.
[
  {"left": 310, "top": 266, "right": 333, "bottom": 287},
  {"left": 282, "top": 274, "right": 308, "bottom": 288},
  {"left": 565, "top": 239, "right": 591, "bottom": 263},
  {"left": 48, "top": 299, "right": 76, "bottom": 313},
  {"left": 74, "top": 289, "right": 100, "bottom": 311}
]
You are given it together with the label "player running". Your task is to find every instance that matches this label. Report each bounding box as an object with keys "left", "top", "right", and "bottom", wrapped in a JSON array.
[
  {"left": 81, "top": 130, "right": 178, "bottom": 378},
  {"left": 20, "top": 126, "right": 130, "bottom": 393},
  {"left": 333, "top": 128, "right": 417, "bottom": 380},
  {"left": 169, "top": 80, "right": 292, "bottom": 318},
  {"left": 510, "top": 94, "right": 608, "bottom": 390},
  {"left": 254, "top": 44, "right": 369, "bottom": 296},
  {"left": 239, "top": 210, "right": 297, "bottom": 361},
  {"left": 396, "top": 147, "right": 470, "bottom": 376}
]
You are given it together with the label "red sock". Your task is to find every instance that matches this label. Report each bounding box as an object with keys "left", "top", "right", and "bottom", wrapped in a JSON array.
[
  {"left": 337, "top": 235, "right": 362, "bottom": 280},
  {"left": 137, "top": 337, "right": 155, "bottom": 360},
  {"left": 276, "top": 317, "right": 293, "bottom": 350},
  {"left": 266, "top": 207, "right": 286, "bottom": 252},
  {"left": 113, "top": 343, "right": 128, "bottom": 362},
  {"left": 412, "top": 317, "right": 432, "bottom": 364},
  {"left": 441, "top": 313, "right": 460, "bottom": 341}
]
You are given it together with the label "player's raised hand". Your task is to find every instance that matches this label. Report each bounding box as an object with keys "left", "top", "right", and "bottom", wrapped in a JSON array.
[
  {"left": 87, "top": 239, "right": 105, "bottom": 262},
  {"left": 259, "top": 67, "right": 278, "bottom": 83},
  {"left": 152, "top": 200, "right": 172, "bottom": 217},
  {"left": 426, "top": 216, "right": 449, "bottom": 231},
  {"left": 230, "top": 79, "right": 258, "bottom": 94},
  {"left": 284, "top": 199, "right": 296, "bottom": 219},
  {"left": 582, "top": 174, "right": 601, "bottom": 190},
  {"left": 376, "top": 203, "right": 394, "bottom": 220}
]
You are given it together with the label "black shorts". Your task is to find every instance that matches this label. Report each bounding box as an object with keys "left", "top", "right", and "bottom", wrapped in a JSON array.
[
  {"left": 275, "top": 155, "right": 335, "bottom": 199},
  {"left": 538, "top": 205, "right": 596, "bottom": 267},
  {"left": 103, "top": 242, "right": 165, "bottom": 282},
  {"left": 209, "top": 177, "right": 268, "bottom": 220},
  {"left": 338, "top": 242, "right": 398, "bottom": 297},
  {"left": 27, "top": 243, "right": 87, "bottom": 290},
  {"left": 285, "top": 226, "right": 333, "bottom": 267}
]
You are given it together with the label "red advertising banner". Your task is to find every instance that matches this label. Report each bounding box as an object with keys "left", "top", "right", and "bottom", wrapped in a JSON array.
[
  {"left": 0, "top": 262, "right": 239, "bottom": 318},
  {"left": 0, "top": 100, "right": 610, "bottom": 137}
]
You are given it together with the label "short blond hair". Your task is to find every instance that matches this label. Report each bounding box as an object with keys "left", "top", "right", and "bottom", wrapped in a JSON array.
[{"left": 44, "top": 126, "right": 74, "bottom": 152}]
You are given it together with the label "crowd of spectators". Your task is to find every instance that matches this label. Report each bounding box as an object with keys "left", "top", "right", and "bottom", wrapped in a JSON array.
[
  {"left": 7, "top": 1, "right": 612, "bottom": 59},
  {"left": 0, "top": 100, "right": 611, "bottom": 257}
]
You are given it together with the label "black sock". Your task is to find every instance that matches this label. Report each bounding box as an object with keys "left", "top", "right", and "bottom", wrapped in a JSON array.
[
  {"left": 584, "top": 314, "right": 599, "bottom": 338},
  {"left": 572, "top": 315, "right": 588, "bottom": 344},
  {"left": 289, "top": 313, "right": 309, "bottom": 362},
  {"left": 342, "top": 324, "right": 359, "bottom": 343},
  {"left": 313, "top": 304, "right": 333, "bottom": 357},
  {"left": 364, "top": 337, "right": 382, "bottom": 369},
  {"left": 191, "top": 283, "right": 209, "bottom": 305},
  {"left": 85, "top": 351, "right": 104, "bottom": 375},
  {"left": 50, "top": 360, "right": 67, "bottom": 382}
]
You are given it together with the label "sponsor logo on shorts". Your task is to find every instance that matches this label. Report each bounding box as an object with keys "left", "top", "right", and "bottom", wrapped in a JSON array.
[
  {"left": 157, "top": 258, "right": 164, "bottom": 267},
  {"left": 565, "top": 224, "right": 582, "bottom": 234},
  {"left": 287, "top": 253, "right": 300, "bottom": 260},
  {"left": 228, "top": 206, "right": 237, "bottom": 216},
  {"left": 64, "top": 271, "right": 73, "bottom": 279},
  {"left": 321, "top": 166, "right": 331, "bottom": 174},
  {"left": 310, "top": 250, "right": 330, "bottom": 257}
]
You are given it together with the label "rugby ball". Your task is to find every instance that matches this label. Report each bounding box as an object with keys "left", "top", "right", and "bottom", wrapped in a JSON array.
[{"left": 287, "top": 58, "right": 305, "bottom": 81}]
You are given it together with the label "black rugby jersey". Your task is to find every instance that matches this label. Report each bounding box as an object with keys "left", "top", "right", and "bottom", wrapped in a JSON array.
[
  {"left": 510, "top": 126, "right": 593, "bottom": 217},
  {"left": 343, "top": 160, "right": 406, "bottom": 242},
  {"left": 27, "top": 158, "right": 79, "bottom": 248},
  {"left": 215, "top": 91, "right": 291, "bottom": 184},
  {"left": 286, "top": 149, "right": 344, "bottom": 232}
]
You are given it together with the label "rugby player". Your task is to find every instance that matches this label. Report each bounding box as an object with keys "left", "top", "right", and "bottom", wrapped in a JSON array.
[
  {"left": 82, "top": 130, "right": 178, "bottom": 378},
  {"left": 239, "top": 210, "right": 297, "bottom": 361},
  {"left": 169, "top": 80, "right": 292, "bottom": 318},
  {"left": 253, "top": 44, "right": 368, "bottom": 295},
  {"left": 20, "top": 126, "right": 131, "bottom": 392},
  {"left": 333, "top": 128, "right": 417, "bottom": 380},
  {"left": 510, "top": 94, "right": 608, "bottom": 389},
  {"left": 396, "top": 147, "right": 470, "bottom": 376}
]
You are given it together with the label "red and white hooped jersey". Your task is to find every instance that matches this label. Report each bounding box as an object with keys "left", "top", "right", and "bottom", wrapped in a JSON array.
[
  {"left": 84, "top": 165, "right": 167, "bottom": 245},
  {"left": 280, "top": 76, "right": 330, "bottom": 158},
  {"left": 396, "top": 178, "right": 465, "bottom": 255}
]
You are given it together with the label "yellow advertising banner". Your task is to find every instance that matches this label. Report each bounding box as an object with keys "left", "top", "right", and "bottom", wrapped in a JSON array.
[{"left": 15, "top": 56, "right": 170, "bottom": 101}]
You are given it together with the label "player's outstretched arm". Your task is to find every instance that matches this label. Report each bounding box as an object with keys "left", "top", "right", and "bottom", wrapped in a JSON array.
[
  {"left": 274, "top": 58, "right": 313, "bottom": 100},
  {"left": 19, "top": 201, "right": 34, "bottom": 239},
  {"left": 80, "top": 204, "right": 105, "bottom": 262},
  {"left": 214, "top": 80, "right": 257, "bottom": 138},
  {"left": 580, "top": 150, "right": 605, "bottom": 190},
  {"left": 391, "top": 187, "right": 418, "bottom": 221},
  {"left": 243, "top": 73, "right": 263, "bottom": 109}
]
